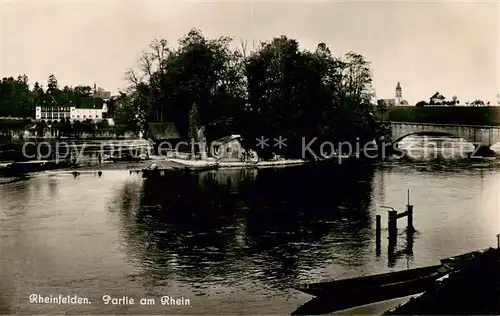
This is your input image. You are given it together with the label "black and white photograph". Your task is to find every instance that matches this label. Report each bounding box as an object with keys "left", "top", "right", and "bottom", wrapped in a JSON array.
[{"left": 0, "top": 0, "right": 499, "bottom": 314}]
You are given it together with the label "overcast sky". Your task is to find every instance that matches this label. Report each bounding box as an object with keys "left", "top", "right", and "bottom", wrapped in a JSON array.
[{"left": 1, "top": 0, "right": 499, "bottom": 104}]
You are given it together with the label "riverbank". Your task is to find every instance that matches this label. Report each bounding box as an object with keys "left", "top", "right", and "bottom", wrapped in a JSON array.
[{"left": 168, "top": 157, "right": 307, "bottom": 169}]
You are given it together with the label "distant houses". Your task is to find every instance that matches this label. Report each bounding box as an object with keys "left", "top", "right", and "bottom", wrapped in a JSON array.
[
  {"left": 378, "top": 81, "right": 497, "bottom": 107},
  {"left": 421, "top": 91, "right": 458, "bottom": 106},
  {"left": 419, "top": 92, "right": 496, "bottom": 107},
  {"left": 429, "top": 91, "right": 446, "bottom": 105}
]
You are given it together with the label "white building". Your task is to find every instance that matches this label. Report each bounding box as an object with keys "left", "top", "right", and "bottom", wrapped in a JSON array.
[{"left": 35, "top": 104, "right": 108, "bottom": 122}]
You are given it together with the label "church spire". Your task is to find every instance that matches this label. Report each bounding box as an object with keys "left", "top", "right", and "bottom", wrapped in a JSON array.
[{"left": 395, "top": 82, "right": 403, "bottom": 105}]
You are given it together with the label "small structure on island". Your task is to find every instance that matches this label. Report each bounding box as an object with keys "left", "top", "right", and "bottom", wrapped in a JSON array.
[
  {"left": 211, "top": 135, "right": 244, "bottom": 162},
  {"left": 146, "top": 122, "right": 181, "bottom": 156},
  {"left": 210, "top": 134, "right": 260, "bottom": 163}
]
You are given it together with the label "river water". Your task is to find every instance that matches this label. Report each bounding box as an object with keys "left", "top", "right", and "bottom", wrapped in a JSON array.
[{"left": 0, "top": 137, "right": 499, "bottom": 314}]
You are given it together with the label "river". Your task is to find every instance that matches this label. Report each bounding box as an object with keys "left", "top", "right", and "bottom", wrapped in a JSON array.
[{"left": 0, "top": 136, "right": 499, "bottom": 314}]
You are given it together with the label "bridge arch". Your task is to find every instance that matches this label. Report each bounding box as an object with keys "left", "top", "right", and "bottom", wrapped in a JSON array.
[{"left": 392, "top": 131, "right": 461, "bottom": 146}]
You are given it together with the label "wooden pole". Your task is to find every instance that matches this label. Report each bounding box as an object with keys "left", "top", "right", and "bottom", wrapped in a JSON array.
[
  {"left": 406, "top": 205, "right": 414, "bottom": 232},
  {"left": 406, "top": 189, "right": 415, "bottom": 232},
  {"left": 497, "top": 234, "right": 500, "bottom": 249},
  {"left": 388, "top": 210, "right": 398, "bottom": 243},
  {"left": 376, "top": 215, "right": 381, "bottom": 255}
]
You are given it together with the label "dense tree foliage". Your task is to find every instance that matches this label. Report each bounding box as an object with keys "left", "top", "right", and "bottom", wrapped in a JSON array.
[
  {"left": 1, "top": 29, "right": 378, "bottom": 155},
  {"left": 121, "top": 29, "right": 377, "bottom": 159},
  {"left": 0, "top": 76, "right": 32, "bottom": 117},
  {"left": 0, "top": 74, "right": 106, "bottom": 118}
]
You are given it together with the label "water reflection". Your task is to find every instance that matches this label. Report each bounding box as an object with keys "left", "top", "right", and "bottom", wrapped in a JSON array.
[
  {"left": 1, "top": 142, "right": 499, "bottom": 314},
  {"left": 48, "top": 176, "right": 58, "bottom": 196},
  {"left": 0, "top": 177, "right": 31, "bottom": 212},
  {"left": 387, "top": 229, "right": 416, "bottom": 268},
  {"left": 112, "top": 163, "right": 377, "bottom": 291}
]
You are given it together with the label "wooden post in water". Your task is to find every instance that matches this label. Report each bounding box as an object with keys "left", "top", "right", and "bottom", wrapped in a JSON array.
[
  {"left": 388, "top": 210, "right": 397, "bottom": 267},
  {"left": 406, "top": 189, "right": 415, "bottom": 233},
  {"left": 388, "top": 210, "right": 398, "bottom": 243},
  {"left": 376, "top": 214, "right": 381, "bottom": 256}
]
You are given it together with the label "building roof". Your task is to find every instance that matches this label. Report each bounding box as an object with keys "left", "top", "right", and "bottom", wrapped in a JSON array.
[
  {"left": 430, "top": 91, "right": 445, "bottom": 99},
  {"left": 212, "top": 134, "right": 241, "bottom": 145},
  {"left": 147, "top": 122, "right": 181, "bottom": 141},
  {"left": 38, "top": 104, "right": 104, "bottom": 110},
  {"left": 396, "top": 82, "right": 401, "bottom": 89}
]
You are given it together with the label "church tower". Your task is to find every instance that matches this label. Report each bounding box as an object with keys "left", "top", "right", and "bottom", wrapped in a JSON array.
[{"left": 395, "top": 82, "right": 403, "bottom": 105}]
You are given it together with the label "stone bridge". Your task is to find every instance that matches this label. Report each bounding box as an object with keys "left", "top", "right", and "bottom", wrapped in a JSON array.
[{"left": 385, "top": 121, "right": 500, "bottom": 150}]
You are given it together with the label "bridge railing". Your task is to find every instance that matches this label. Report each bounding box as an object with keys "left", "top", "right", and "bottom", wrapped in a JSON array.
[{"left": 375, "top": 121, "right": 500, "bottom": 129}]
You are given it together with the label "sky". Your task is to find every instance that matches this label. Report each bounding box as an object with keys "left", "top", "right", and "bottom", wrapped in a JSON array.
[{"left": 1, "top": 0, "right": 499, "bottom": 105}]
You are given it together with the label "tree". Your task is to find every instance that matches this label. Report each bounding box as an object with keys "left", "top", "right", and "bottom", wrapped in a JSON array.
[
  {"left": 244, "top": 36, "right": 320, "bottom": 157},
  {"left": 123, "top": 29, "right": 246, "bottom": 138},
  {"left": 35, "top": 120, "right": 46, "bottom": 138},
  {"left": 82, "top": 119, "right": 96, "bottom": 137},
  {"left": 105, "top": 96, "right": 121, "bottom": 118},
  {"left": 376, "top": 100, "right": 388, "bottom": 120},
  {"left": 96, "top": 119, "right": 110, "bottom": 130},
  {"left": 188, "top": 102, "right": 201, "bottom": 140},
  {"left": 47, "top": 74, "right": 59, "bottom": 93},
  {"left": 120, "top": 30, "right": 379, "bottom": 160},
  {"left": 73, "top": 86, "right": 93, "bottom": 97},
  {"left": 51, "top": 120, "right": 60, "bottom": 138},
  {"left": 32, "top": 81, "right": 44, "bottom": 107},
  {"left": 114, "top": 93, "right": 142, "bottom": 135},
  {"left": 72, "top": 120, "right": 84, "bottom": 137},
  {"left": 415, "top": 101, "right": 427, "bottom": 107},
  {"left": 59, "top": 118, "right": 71, "bottom": 137},
  {"left": 0, "top": 75, "right": 33, "bottom": 117}
]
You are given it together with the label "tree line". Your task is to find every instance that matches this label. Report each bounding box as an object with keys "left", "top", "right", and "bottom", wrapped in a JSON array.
[
  {"left": 1, "top": 29, "right": 379, "bottom": 157},
  {"left": 117, "top": 29, "right": 378, "bottom": 159},
  {"left": 0, "top": 74, "right": 113, "bottom": 117}
]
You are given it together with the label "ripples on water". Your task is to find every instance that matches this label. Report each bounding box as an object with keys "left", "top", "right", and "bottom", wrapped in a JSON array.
[{"left": 0, "top": 137, "right": 499, "bottom": 314}]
